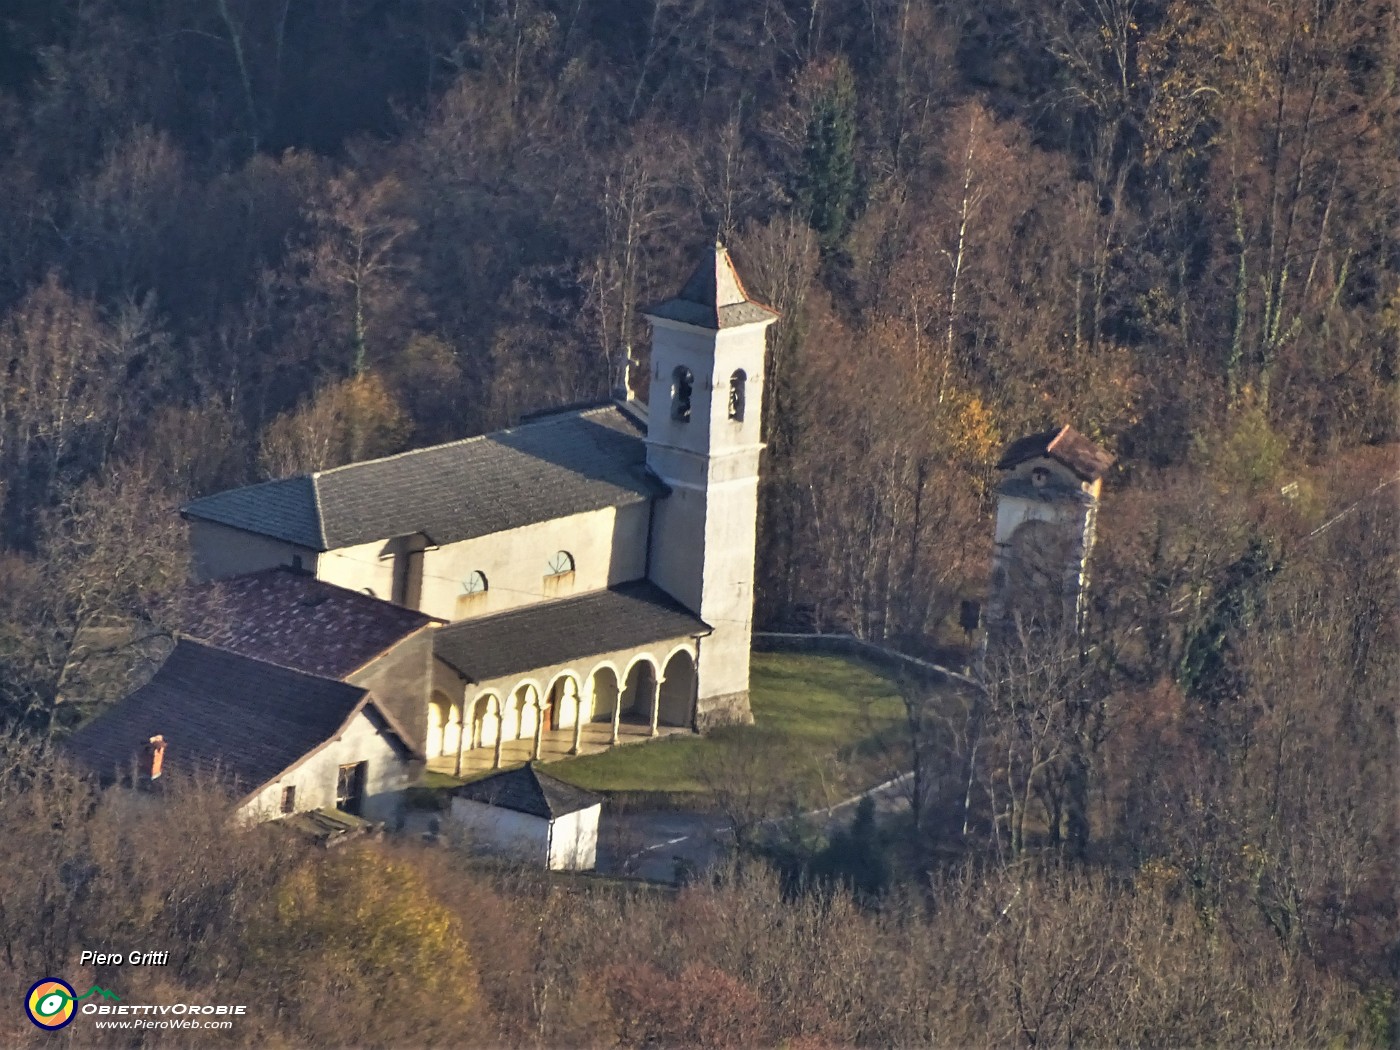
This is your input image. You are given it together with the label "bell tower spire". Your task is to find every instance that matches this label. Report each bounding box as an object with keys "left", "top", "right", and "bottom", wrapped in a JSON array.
[{"left": 642, "top": 242, "right": 778, "bottom": 730}]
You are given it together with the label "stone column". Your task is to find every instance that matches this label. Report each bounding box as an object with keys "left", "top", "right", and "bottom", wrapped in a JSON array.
[
  {"left": 493, "top": 704, "right": 504, "bottom": 770},
  {"left": 610, "top": 686, "right": 622, "bottom": 745},
  {"left": 571, "top": 681, "right": 586, "bottom": 755},
  {"left": 532, "top": 691, "right": 545, "bottom": 761},
  {"left": 454, "top": 701, "right": 467, "bottom": 778},
  {"left": 648, "top": 671, "right": 660, "bottom": 737}
]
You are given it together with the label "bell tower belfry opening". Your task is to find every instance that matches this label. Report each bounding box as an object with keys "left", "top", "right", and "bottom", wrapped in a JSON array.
[
  {"left": 986, "top": 425, "right": 1114, "bottom": 641},
  {"left": 642, "top": 242, "right": 779, "bottom": 730}
]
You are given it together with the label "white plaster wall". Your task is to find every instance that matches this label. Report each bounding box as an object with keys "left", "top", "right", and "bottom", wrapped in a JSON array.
[
  {"left": 547, "top": 804, "right": 600, "bottom": 871},
  {"left": 315, "top": 538, "right": 397, "bottom": 598},
  {"left": 649, "top": 467, "right": 762, "bottom": 708},
  {"left": 647, "top": 485, "right": 708, "bottom": 612},
  {"left": 240, "top": 709, "right": 410, "bottom": 824},
  {"left": 449, "top": 798, "right": 549, "bottom": 865},
  {"left": 994, "top": 493, "right": 1081, "bottom": 546},
  {"left": 314, "top": 505, "right": 649, "bottom": 621},
  {"left": 645, "top": 321, "right": 768, "bottom": 459},
  {"left": 188, "top": 520, "right": 318, "bottom": 582}
]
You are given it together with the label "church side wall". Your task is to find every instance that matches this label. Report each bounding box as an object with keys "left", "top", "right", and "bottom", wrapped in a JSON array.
[
  {"left": 240, "top": 711, "right": 410, "bottom": 824},
  {"left": 313, "top": 505, "right": 648, "bottom": 621},
  {"left": 415, "top": 504, "right": 649, "bottom": 621},
  {"left": 316, "top": 538, "right": 398, "bottom": 598},
  {"left": 187, "top": 521, "right": 317, "bottom": 582}
]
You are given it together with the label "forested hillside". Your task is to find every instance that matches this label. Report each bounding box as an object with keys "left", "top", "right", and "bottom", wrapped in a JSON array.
[{"left": 0, "top": 2, "right": 1396, "bottom": 1044}]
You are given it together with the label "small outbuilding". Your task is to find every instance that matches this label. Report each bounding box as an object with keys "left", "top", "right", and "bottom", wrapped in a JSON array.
[{"left": 449, "top": 763, "right": 602, "bottom": 871}]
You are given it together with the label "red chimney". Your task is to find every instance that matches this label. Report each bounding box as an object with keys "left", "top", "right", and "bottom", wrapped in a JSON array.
[{"left": 146, "top": 735, "right": 166, "bottom": 780}]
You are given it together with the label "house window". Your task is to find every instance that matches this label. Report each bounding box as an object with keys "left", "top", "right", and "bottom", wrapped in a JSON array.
[
  {"left": 728, "top": 369, "right": 746, "bottom": 422},
  {"left": 671, "top": 366, "right": 693, "bottom": 422},
  {"left": 462, "top": 570, "right": 488, "bottom": 595},
  {"left": 336, "top": 762, "right": 367, "bottom": 816},
  {"left": 547, "top": 551, "right": 574, "bottom": 576},
  {"left": 280, "top": 785, "right": 296, "bottom": 814}
]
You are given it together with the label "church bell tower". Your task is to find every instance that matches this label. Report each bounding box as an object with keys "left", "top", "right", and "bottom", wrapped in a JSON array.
[{"left": 642, "top": 243, "right": 778, "bottom": 730}]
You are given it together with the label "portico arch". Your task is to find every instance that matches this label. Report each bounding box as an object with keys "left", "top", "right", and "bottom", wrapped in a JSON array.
[
  {"left": 427, "top": 694, "right": 451, "bottom": 758},
  {"left": 471, "top": 692, "right": 501, "bottom": 750},
  {"left": 621, "top": 657, "right": 658, "bottom": 718},
  {"left": 658, "top": 648, "right": 697, "bottom": 727},
  {"left": 545, "top": 672, "right": 584, "bottom": 731},
  {"left": 437, "top": 690, "right": 462, "bottom": 757},
  {"left": 589, "top": 665, "right": 620, "bottom": 723},
  {"left": 510, "top": 681, "right": 542, "bottom": 741}
]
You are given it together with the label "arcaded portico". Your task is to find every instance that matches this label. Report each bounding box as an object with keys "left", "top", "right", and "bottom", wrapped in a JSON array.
[{"left": 427, "top": 581, "right": 710, "bottom": 774}]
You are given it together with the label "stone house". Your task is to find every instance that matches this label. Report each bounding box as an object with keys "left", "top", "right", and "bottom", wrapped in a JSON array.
[{"left": 65, "top": 638, "right": 420, "bottom": 823}]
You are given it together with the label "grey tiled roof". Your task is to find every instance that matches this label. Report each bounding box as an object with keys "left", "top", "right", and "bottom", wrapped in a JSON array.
[
  {"left": 996, "top": 425, "right": 1114, "bottom": 482},
  {"left": 645, "top": 244, "right": 779, "bottom": 330},
  {"left": 434, "top": 581, "right": 710, "bottom": 683},
  {"left": 64, "top": 639, "right": 415, "bottom": 798},
  {"left": 454, "top": 763, "right": 601, "bottom": 818},
  {"left": 182, "top": 404, "right": 664, "bottom": 551},
  {"left": 181, "top": 568, "right": 438, "bottom": 678}
]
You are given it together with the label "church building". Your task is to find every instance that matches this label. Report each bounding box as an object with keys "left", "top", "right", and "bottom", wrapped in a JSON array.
[{"left": 176, "top": 242, "right": 779, "bottom": 779}]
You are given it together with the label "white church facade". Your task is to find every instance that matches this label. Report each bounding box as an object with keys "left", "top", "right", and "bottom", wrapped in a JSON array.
[{"left": 178, "top": 242, "right": 779, "bottom": 776}]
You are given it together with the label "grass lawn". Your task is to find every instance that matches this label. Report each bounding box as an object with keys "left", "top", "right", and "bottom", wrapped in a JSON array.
[{"left": 545, "top": 651, "right": 911, "bottom": 809}]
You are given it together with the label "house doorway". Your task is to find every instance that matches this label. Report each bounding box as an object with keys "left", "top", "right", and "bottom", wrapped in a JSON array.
[{"left": 337, "top": 762, "right": 367, "bottom": 815}]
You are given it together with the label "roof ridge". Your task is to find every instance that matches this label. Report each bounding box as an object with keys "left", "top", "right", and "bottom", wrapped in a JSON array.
[
  {"left": 310, "top": 473, "right": 328, "bottom": 548},
  {"left": 1045, "top": 424, "right": 1075, "bottom": 455}
]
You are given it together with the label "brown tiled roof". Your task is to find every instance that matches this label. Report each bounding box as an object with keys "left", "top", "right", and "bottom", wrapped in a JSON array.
[
  {"left": 645, "top": 244, "right": 779, "bottom": 330},
  {"left": 181, "top": 568, "right": 437, "bottom": 678},
  {"left": 63, "top": 639, "right": 417, "bottom": 799},
  {"left": 434, "top": 581, "right": 710, "bottom": 683},
  {"left": 454, "top": 763, "right": 601, "bottom": 818},
  {"left": 182, "top": 404, "right": 664, "bottom": 551},
  {"left": 996, "top": 425, "right": 1114, "bottom": 481}
]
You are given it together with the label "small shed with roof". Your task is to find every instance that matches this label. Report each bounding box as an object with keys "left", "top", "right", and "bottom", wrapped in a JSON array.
[{"left": 449, "top": 763, "right": 603, "bottom": 871}]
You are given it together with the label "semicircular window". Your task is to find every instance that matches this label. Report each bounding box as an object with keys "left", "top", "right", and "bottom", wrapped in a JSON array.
[
  {"left": 462, "top": 571, "right": 488, "bottom": 595},
  {"left": 547, "top": 551, "right": 575, "bottom": 576}
]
